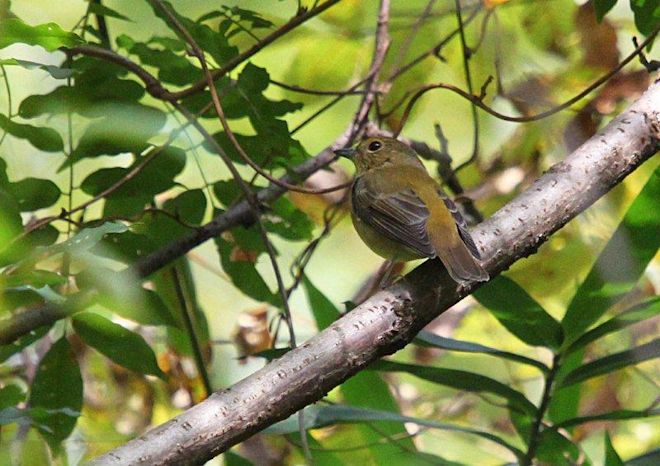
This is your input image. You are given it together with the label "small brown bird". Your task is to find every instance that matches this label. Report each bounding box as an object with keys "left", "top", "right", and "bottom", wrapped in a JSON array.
[{"left": 335, "top": 137, "right": 489, "bottom": 285}]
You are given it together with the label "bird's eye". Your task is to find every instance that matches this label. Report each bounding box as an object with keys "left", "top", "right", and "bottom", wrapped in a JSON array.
[{"left": 368, "top": 140, "right": 382, "bottom": 152}]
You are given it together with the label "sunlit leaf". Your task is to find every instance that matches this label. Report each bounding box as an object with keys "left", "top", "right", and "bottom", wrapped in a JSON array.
[
  {"left": 72, "top": 312, "right": 165, "bottom": 378},
  {"left": 0, "top": 18, "right": 82, "bottom": 51}
]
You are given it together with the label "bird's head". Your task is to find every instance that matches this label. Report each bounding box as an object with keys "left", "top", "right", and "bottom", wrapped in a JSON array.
[{"left": 334, "top": 137, "right": 423, "bottom": 173}]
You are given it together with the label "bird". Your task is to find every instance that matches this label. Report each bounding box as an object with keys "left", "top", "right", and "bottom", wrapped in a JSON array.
[{"left": 335, "top": 136, "right": 489, "bottom": 285}]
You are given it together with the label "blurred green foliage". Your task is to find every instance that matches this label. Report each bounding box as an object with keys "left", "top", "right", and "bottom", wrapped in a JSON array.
[{"left": 0, "top": 1, "right": 658, "bottom": 465}]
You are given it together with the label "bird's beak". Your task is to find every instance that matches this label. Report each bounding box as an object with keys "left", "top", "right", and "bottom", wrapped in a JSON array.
[{"left": 334, "top": 147, "right": 356, "bottom": 159}]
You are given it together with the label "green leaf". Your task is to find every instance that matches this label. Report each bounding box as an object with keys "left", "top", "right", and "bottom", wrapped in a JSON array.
[
  {"left": 555, "top": 408, "right": 660, "bottom": 429},
  {"left": 562, "top": 168, "right": 660, "bottom": 345},
  {"left": 0, "top": 190, "right": 22, "bottom": 237},
  {"left": 0, "top": 384, "right": 25, "bottom": 410},
  {"left": 225, "top": 451, "right": 254, "bottom": 466},
  {"left": 19, "top": 76, "right": 144, "bottom": 119},
  {"left": 266, "top": 404, "right": 524, "bottom": 459},
  {"left": 415, "top": 330, "right": 549, "bottom": 372},
  {"left": 626, "top": 449, "right": 660, "bottom": 465},
  {"left": 87, "top": 2, "right": 131, "bottom": 21},
  {"left": 64, "top": 103, "right": 167, "bottom": 169},
  {"left": 548, "top": 350, "right": 583, "bottom": 424},
  {"left": 94, "top": 282, "right": 179, "bottom": 328},
  {"left": 341, "top": 369, "right": 418, "bottom": 463},
  {"left": 6, "top": 285, "right": 65, "bottom": 305},
  {"left": 28, "top": 336, "right": 82, "bottom": 449},
  {"left": 375, "top": 360, "right": 537, "bottom": 416},
  {"left": 0, "top": 114, "right": 63, "bottom": 152},
  {"left": 0, "top": 58, "right": 74, "bottom": 79},
  {"left": 535, "top": 428, "right": 580, "bottom": 465},
  {"left": 151, "top": 1, "right": 238, "bottom": 65},
  {"left": 605, "top": 432, "right": 625, "bottom": 466},
  {"left": 264, "top": 197, "right": 313, "bottom": 241},
  {"left": 80, "top": 146, "right": 186, "bottom": 217},
  {"left": 594, "top": 0, "right": 618, "bottom": 22},
  {"left": 3, "top": 269, "right": 67, "bottom": 289},
  {"left": 303, "top": 275, "right": 340, "bottom": 331},
  {"left": 214, "top": 235, "right": 277, "bottom": 306},
  {"left": 117, "top": 35, "right": 202, "bottom": 86},
  {"left": 0, "top": 326, "right": 50, "bottom": 363},
  {"left": 72, "top": 312, "right": 165, "bottom": 378},
  {"left": 213, "top": 179, "right": 241, "bottom": 207},
  {"left": 565, "top": 297, "right": 660, "bottom": 354},
  {"left": 162, "top": 189, "right": 206, "bottom": 225},
  {"left": 33, "top": 222, "right": 127, "bottom": 260},
  {"left": 473, "top": 275, "right": 563, "bottom": 348},
  {"left": 630, "top": 0, "right": 660, "bottom": 36},
  {"left": 560, "top": 338, "right": 659, "bottom": 387},
  {"left": 0, "top": 18, "right": 82, "bottom": 51},
  {"left": 6, "top": 178, "right": 60, "bottom": 211}
]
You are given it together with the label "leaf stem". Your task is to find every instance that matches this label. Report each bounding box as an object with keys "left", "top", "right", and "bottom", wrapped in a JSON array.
[{"left": 523, "top": 353, "right": 561, "bottom": 465}]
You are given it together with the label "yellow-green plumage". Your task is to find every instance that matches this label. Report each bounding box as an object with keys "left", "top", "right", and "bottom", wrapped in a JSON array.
[{"left": 338, "top": 137, "right": 489, "bottom": 285}]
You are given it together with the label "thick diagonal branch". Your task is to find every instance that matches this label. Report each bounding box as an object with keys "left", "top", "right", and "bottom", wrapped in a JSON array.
[{"left": 90, "top": 79, "right": 659, "bottom": 466}]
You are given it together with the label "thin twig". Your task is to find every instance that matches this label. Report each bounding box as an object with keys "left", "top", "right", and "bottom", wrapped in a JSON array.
[
  {"left": 349, "top": 0, "right": 391, "bottom": 140},
  {"left": 270, "top": 78, "right": 368, "bottom": 96},
  {"left": 453, "top": 0, "right": 480, "bottom": 171},
  {"left": 169, "top": 0, "right": 342, "bottom": 101},
  {"left": 396, "top": 26, "right": 659, "bottom": 130},
  {"left": 0, "top": 64, "right": 12, "bottom": 148},
  {"left": 171, "top": 266, "right": 213, "bottom": 398},
  {"left": 389, "top": 0, "right": 438, "bottom": 74},
  {"left": 148, "top": 0, "right": 311, "bottom": 458},
  {"left": 385, "top": 4, "right": 481, "bottom": 83},
  {"left": 522, "top": 354, "right": 560, "bottom": 465}
]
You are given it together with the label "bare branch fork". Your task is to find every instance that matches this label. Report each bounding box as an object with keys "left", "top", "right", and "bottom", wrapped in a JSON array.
[{"left": 90, "top": 78, "right": 660, "bottom": 466}]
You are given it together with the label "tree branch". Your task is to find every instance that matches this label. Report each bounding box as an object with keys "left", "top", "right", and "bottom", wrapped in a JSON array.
[{"left": 89, "top": 78, "right": 660, "bottom": 466}]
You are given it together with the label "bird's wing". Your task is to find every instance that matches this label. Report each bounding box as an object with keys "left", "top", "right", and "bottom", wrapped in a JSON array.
[
  {"left": 351, "top": 176, "right": 435, "bottom": 257},
  {"left": 438, "top": 190, "right": 482, "bottom": 259}
]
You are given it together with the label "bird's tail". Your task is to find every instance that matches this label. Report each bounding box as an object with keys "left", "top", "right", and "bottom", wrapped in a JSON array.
[{"left": 429, "top": 230, "right": 489, "bottom": 285}]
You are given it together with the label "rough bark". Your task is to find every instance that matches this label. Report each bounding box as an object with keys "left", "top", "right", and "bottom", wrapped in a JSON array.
[{"left": 90, "top": 78, "right": 660, "bottom": 465}]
